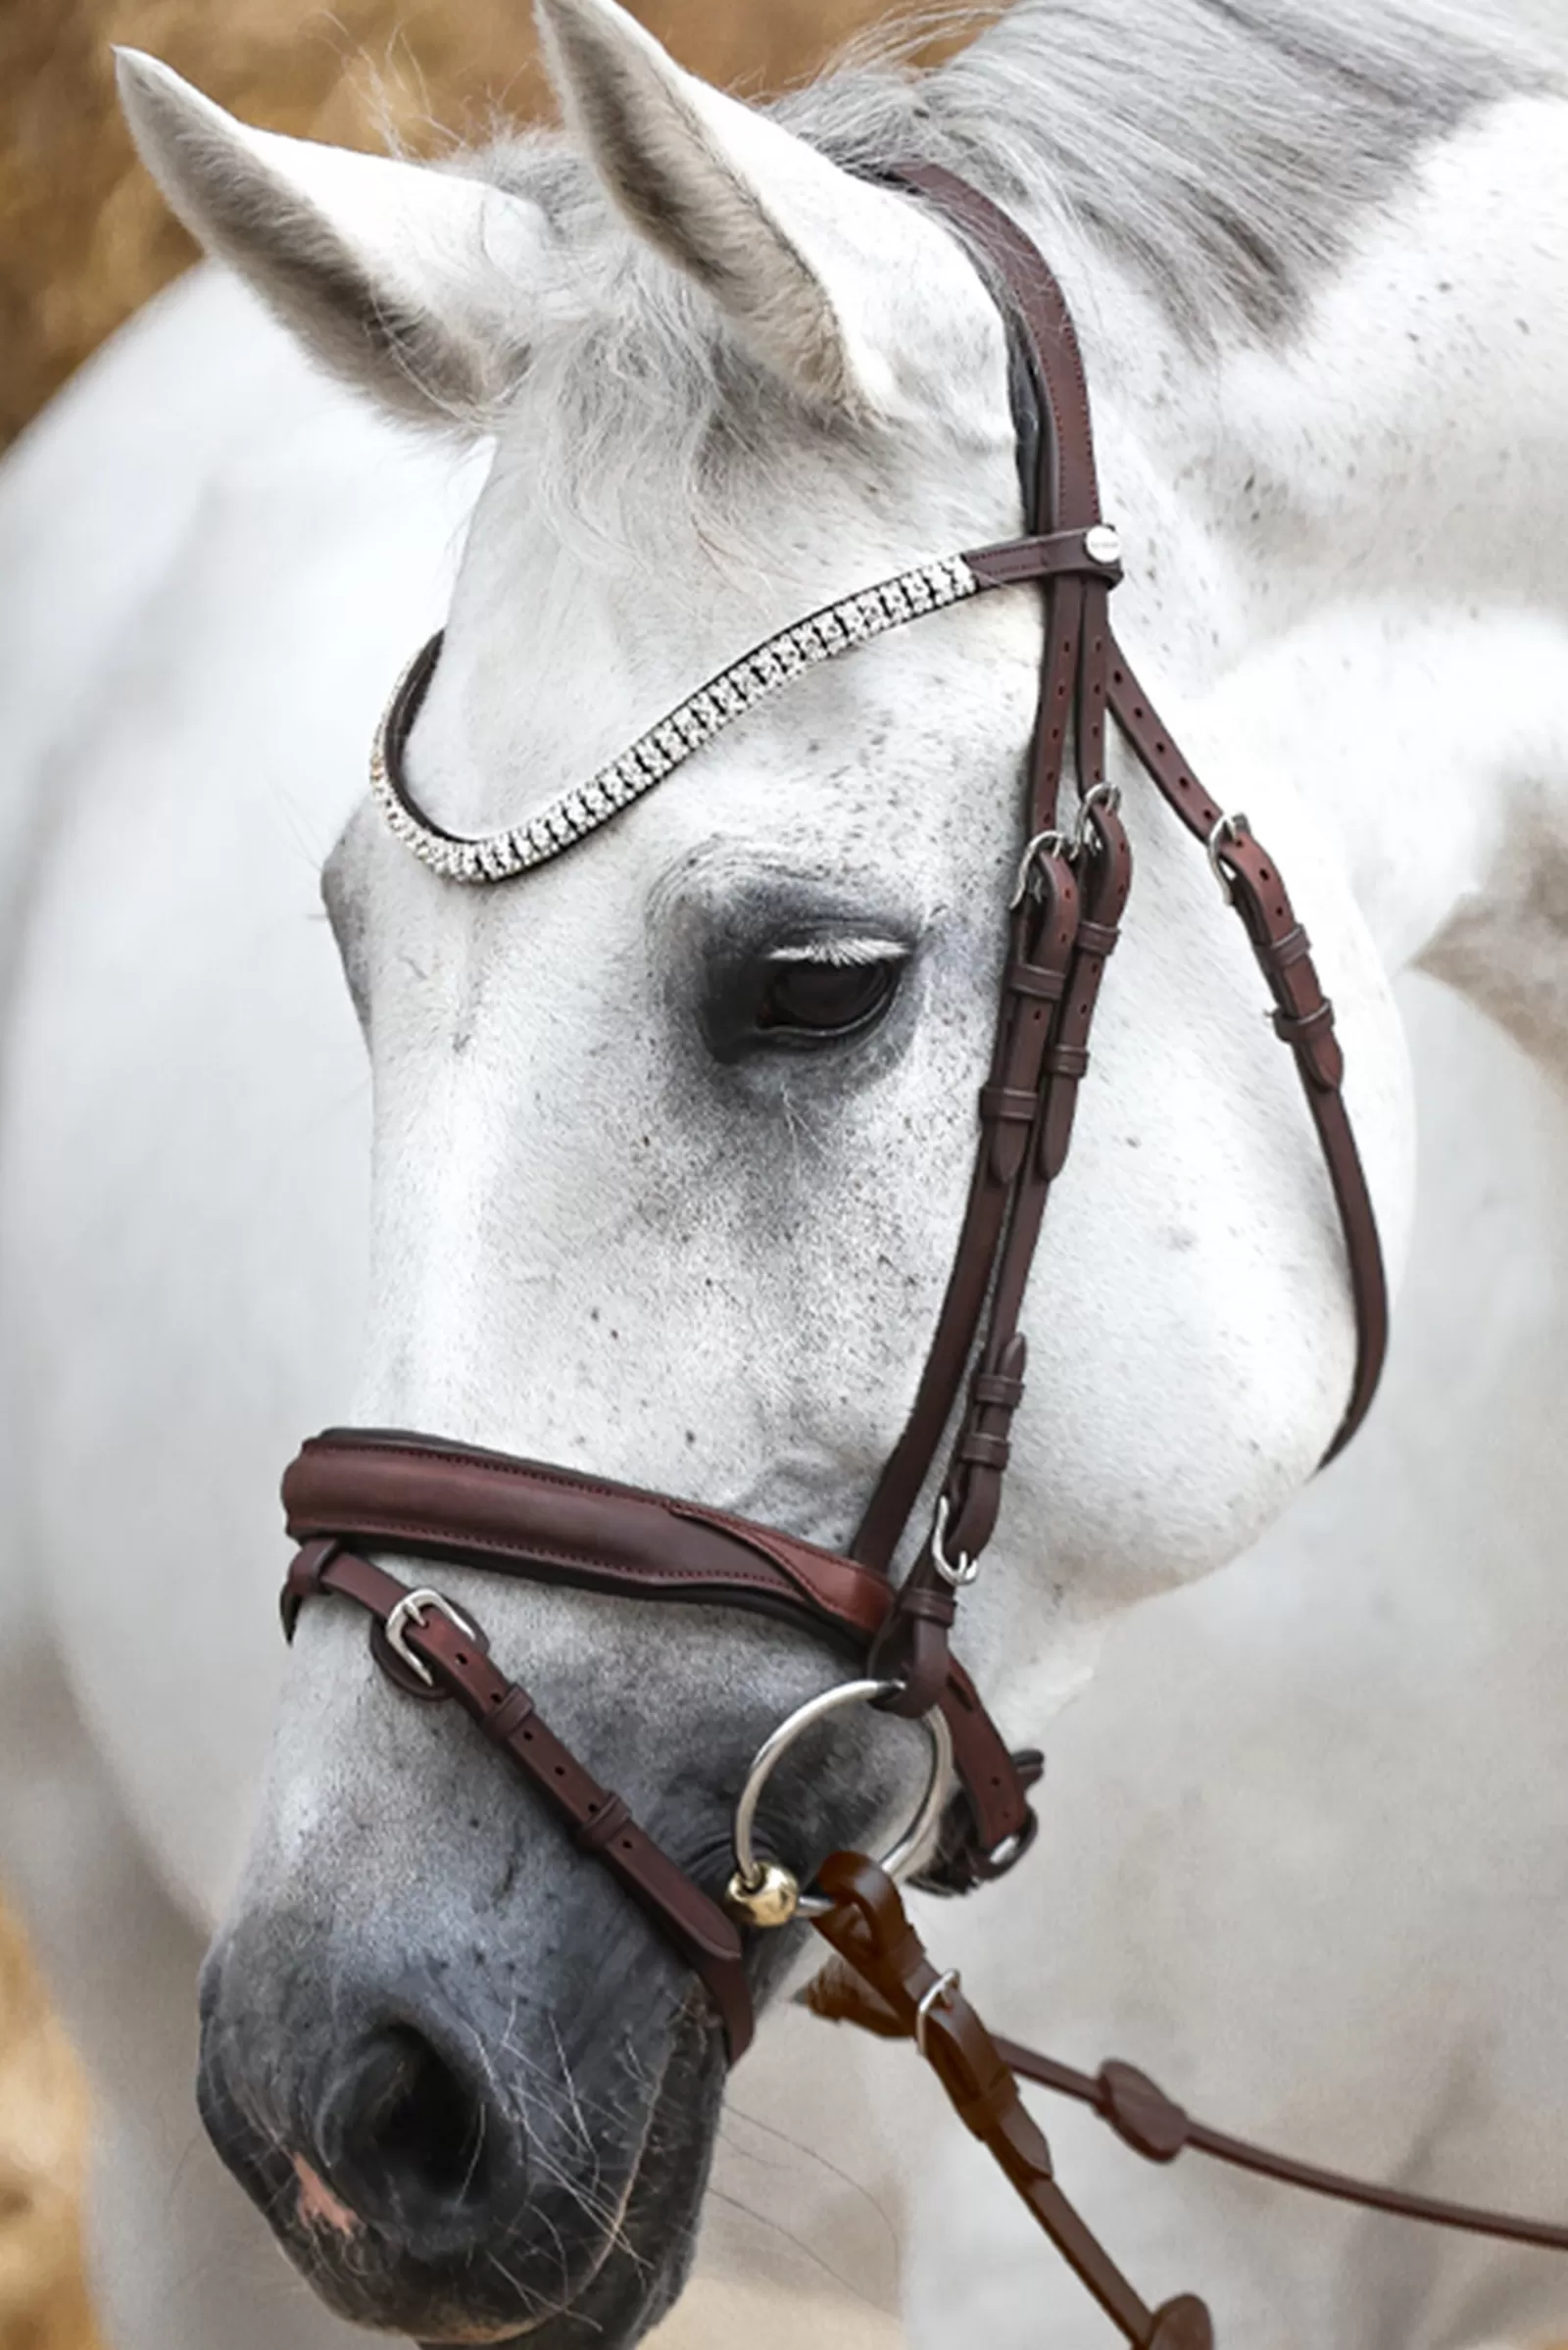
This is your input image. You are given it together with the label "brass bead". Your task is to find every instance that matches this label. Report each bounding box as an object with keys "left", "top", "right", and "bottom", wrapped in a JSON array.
[{"left": 724, "top": 1860, "right": 800, "bottom": 1929}]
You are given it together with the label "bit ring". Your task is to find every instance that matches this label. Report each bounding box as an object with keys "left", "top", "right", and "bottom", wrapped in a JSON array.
[{"left": 731, "top": 1679, "right": 954, "bottom": 1921}]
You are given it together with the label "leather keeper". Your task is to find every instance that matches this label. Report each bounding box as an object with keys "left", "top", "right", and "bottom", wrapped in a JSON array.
[
  {"left": 871, "top": 1616, "right": 955, "bottom": 1720},
  {"left": 575, "top": 1792, "right": 633, "bottom": 1853},
  {"left": 1047, "top": 1044, "right": 1091, "bottom": 1081},
  {"left": 980, "top": 1085, "right": 1041, "bottom": 1125},
  {"left": 485, "top": 1688, "right": 537, "bottom": 1743},
  {"left": 1274, "top": 1001, "right": 1345, "bottom": 1089},
  {"left": 889, "top": 1581, "right": 958, "bottom": 1628},
  {"left": 957, "top": 1431, "right": 1010, "bottom": 1471},
  {"left": 971, "top": 1371, "right": 1026, "bottom": 1410},
  {"left": 1005, "top": 959, "right": 1067, "bottom": 1002},
  {"left": 952, "top": 2063, "right": 1027, "bottom": 2144},
  {"left": 1074, "top": 919, "right": 1120, "bottom": 957},
  {"left": 281, "top": 1539, "right": 337, "bottom": 1640},
  {"left": 1273, "top": 1001, "right": 1336, "bottom": 1046},
  {"left": 1263, "top": 922, "right": 1313, "bottom": 973}
]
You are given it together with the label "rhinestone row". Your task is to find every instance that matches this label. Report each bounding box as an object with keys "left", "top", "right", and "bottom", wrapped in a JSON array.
[{"left": 371, "top": 553, "right": 981, "bottom": 885}]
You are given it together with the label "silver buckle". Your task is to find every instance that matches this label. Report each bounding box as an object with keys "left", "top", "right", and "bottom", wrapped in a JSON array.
[
  {"left": 1073, "top": 779, "right": 1122, "bottom": 853},
  {"left": 384, "top": 1589, "right": 479, "bottom": 1689},
  {"left": 1206, "top": 811, "right": 1250, "bottom": 906},
  {"left": 931, "top": 1494, "right": 979, "bottom": 1591},
  {"left": 1009, "top": 828, "right": 1074, "bottom": 910},
  {"left": 915, "top": 1969, "right": 962, "bottom": 2059}
]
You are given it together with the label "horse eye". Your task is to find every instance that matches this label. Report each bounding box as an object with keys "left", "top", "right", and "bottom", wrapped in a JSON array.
[{"left": 755, "top": 957, "right": 902, "bottom": 1042}]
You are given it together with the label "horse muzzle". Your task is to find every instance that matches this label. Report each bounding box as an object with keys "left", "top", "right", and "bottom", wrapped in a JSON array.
[{"left": 196, "top": 1908, "right": 721, "bottom": 2341}]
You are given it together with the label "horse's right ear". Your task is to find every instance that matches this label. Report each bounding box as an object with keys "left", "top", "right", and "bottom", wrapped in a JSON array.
[{"left": 115, "top": 51, "right": 551, "bottom": 432}]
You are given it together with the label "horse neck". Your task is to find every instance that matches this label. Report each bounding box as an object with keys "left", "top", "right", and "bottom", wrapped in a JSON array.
[{"left": 1017, "top": 101, "right": 1568, "bottom": 1093}]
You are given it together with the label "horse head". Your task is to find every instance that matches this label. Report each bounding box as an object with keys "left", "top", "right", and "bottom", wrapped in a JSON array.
[{"left": 118, "top": 0, "right": 1413, "bottom": 2337}]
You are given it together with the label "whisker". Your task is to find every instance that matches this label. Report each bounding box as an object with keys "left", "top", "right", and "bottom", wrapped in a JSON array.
[
  {"left": 722, "top": 2104, "right": 900, "bottom": 2252},
  {"left": 702, "top": 2185, "right": 889, "bottom": 2311}
]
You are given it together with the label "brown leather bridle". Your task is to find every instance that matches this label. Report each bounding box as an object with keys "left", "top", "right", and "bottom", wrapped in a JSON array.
[{"left": 275, "top": 169, "right": 1564, "bottom": 2343}]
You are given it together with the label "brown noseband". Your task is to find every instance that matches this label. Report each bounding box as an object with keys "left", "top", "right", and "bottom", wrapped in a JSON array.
[
  {"left": 275, "top": 166, "right": 1430, "bottom": 2338},
  {"left": 280, "top": 1425, "right": 1044, "bottom": 2060}
]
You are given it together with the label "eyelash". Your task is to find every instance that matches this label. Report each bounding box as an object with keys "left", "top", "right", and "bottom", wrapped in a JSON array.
[
  {"left": 753, "top": 953, "right": 905, "bottom": 1043},
  {"left": 763, "top": 940, "right": 906, "bottom": 970}
]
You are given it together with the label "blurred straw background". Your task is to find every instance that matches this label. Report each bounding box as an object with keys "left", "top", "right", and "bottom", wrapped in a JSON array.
[
  {"left": 0, "top": 0, "right": 982, "bottom": 450},
  {"left": 0, "top": 11, "right": 966, "bottom": 2342},
  {"left": 0, "top": 1915, "right": 98, "bottom": 2350}
]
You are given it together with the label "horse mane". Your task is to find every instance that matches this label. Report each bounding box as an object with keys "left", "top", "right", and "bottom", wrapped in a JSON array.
[
  {"left": 464, "top": 0, "right": 1550, "bottom": 572},
  {"left": 784, "top": 0, "right": 1548, "bottom": 346}
]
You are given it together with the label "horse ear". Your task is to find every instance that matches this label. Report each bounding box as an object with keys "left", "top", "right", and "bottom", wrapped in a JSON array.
[
  {"left": 534, "top": 0, "right": 980, "bottom": 420},
  {"left": 115, "top": 51, "right": 550, "bottom": 432}
]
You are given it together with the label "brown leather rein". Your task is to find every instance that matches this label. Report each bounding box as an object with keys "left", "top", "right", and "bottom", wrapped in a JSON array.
[{"left": 275, "top": 168, "right": 1565, "bottom": 2341}]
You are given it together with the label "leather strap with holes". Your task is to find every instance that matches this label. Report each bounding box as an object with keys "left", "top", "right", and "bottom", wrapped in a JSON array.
[
  {"left": 810, "top": 1854, "right": 1215, "bottom": 2347},
  {"left": 282, "top": 1534, "right": 756, "bottom": 2059},
  {"left": 808, "top": 1853, "right": 1568, "bottom": 2318},
  {"left": 280, "top": 1430, "right": 1040, "bottom": 1977},
  {"left": 276, "top": 165, "right": 1390, "bottom": 2070},
  {"left": 854, "top": 164, "right": 1388, "bottom": 1711}
]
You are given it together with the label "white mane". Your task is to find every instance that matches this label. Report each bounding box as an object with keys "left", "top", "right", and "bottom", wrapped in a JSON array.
[{"left": 451, "top": 0, "right": 1551, "bottom": 568}]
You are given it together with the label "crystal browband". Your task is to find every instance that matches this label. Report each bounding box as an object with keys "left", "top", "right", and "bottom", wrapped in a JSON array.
[{"left": 372, "top": 527, "right": 1124, "bottom": 885}]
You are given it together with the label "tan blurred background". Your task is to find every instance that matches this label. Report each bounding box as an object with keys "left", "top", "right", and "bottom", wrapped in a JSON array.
[
  {"left": 0, "top": 10, "right": 966, "bottom": 2344},
  {"left": 0, "top": 0, "right": 979, "bottom": 451}
]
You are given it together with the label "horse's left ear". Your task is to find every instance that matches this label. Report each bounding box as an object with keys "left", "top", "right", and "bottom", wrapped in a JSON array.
[
  {"left": 115, "top": 50, "right": 552, "bottom": 432},
  {"left": 535, "top": 0, "right": 990, "bottom": 422}
]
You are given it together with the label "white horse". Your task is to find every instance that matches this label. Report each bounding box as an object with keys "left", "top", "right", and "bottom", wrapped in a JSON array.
[{"left": 1, "top": 0, "right": 1566, "bottom": 2344}]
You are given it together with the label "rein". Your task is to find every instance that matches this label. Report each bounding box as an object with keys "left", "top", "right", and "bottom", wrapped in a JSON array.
[
  {"left": 273, "top": 166, "right": 1559, "bottom": 2341},
  {"left": 806, "top": 1857, "right": 1568, "bottom": 2350}
]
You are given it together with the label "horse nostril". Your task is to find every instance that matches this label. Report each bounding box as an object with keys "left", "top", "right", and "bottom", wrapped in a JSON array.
[{"left": 326, "top": 2025, "right": 495, "bottom": 2222}]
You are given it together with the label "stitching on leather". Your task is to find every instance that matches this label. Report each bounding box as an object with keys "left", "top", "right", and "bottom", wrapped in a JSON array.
[
  {"left": 305, "top": 1440, "right": 666, "bottom": 1513},
  {"left": 303, "top": 1440, "right": 861, "bottom": 1577},
  {"left": 300, "top": 1509, "right": 882, "bottom": 1628}
]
